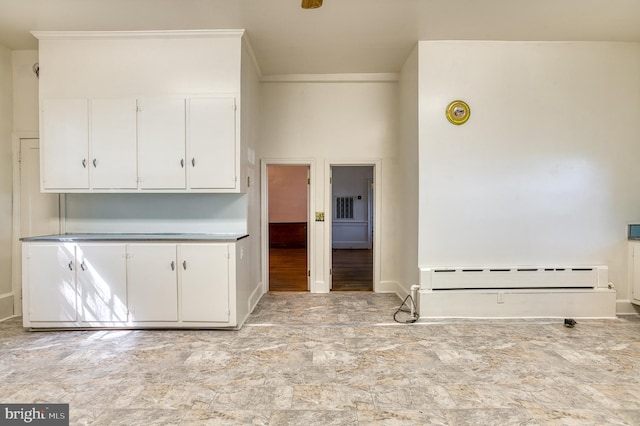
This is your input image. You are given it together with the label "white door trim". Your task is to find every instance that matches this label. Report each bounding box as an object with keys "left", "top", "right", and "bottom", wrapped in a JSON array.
[
  {"left": 261, "top": 159, "right": 316, "bottom": 293},
  {"left": 11, "top": 132, "right": 65, "bottom": 318},
  {"left": 326, "top": 159, "right": 382, "bottom": 292},
  {"left": 11, "top": 132, "right": 38, "bottom": 317}
]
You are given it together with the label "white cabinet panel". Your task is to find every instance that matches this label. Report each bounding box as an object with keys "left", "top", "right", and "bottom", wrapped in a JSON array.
[
  {"left": 42, "top": 99, "right": 89, "bottom": 190},
  {"left": 188, "top": 98, "right": 237, "bottom": 189},
  {"left": 90, "top": 99, "right": 138, "bottom": 189},
  {"left": 138, "top": 99, "right": 186, "bottom": 189},
  {"left": 180, "top": 244, "right": 230, "bottom": 322},
  {"left": 127, "top": 244, "right": 178, "bottom": 321},
  {"left": 25, "top": 243, "right": 77, "bottom": 322},
  {"left": 633, "top": 244, "right": 640, "bottom": 305},
  {"left": 76, "top": 244, "right": 128, "bottom": 323}
]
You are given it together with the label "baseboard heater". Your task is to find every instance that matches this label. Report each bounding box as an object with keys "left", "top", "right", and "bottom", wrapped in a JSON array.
[{"left": 421, "top": 266, "right": 608, "bottom": 290}]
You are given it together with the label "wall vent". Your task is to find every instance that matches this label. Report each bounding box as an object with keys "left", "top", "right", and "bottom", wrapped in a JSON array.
[{"left": 420, "top": 266, "right": 608, "bottom": 290}]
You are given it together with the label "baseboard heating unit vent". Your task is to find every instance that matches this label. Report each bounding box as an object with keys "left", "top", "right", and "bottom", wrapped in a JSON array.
[{"left": 420, "top": 266, "right": 608, "bottom": 290}]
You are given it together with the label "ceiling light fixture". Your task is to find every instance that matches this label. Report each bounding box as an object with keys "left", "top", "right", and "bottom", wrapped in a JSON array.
[{"left": 301, "top": 0, "right": 322, "bottom": 9}]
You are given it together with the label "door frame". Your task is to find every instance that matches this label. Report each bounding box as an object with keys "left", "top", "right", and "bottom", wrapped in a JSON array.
[
  {"left": 326, "top": 160, "right": 381, "bottom": 292},
  {"left": 10, "top": 132, "right": 64, "bottom": 318},
  {"left": 261, "top": 159, "right": 316, "bottom": 293}
]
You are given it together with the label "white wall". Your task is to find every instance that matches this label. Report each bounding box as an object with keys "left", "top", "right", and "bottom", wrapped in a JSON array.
[
  {"left": 268, "top": 166, "right": 308, "bottom": 223},
  {"left": 397, "top": 44, "right": 420, "bottom": 295},
  {"left": 418, "top": 41, "right": 640, "bottom": 306},
  {"left": 259, "top": 80, "right": 399, "bottom": 292},
  {"left": 0, "top": 45, "right": 14, "bottom": 318},
  {"left": 64, "top": 193, "right": 247, "bottom": 234},
  {"left": 11, "top": 50, "right": 39, "bottom": 133}
]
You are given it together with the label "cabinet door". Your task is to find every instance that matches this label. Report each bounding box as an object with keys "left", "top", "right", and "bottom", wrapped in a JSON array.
[
  {"left": 179, "top": 244, "right": 230, "bottom": 322},
  {"left": 633, "top": 245, "right": 640, "bottom": 303},
  {"left": 25, "top": 243, "right": 77, "bottom": 322},
  {"left": 76, "top": 244, "right": 128, "bottom": 322},
  {"left": 128, "top": 244, "right": 178, "bottom": 321},
  {"left": 188, "top": 98, "right": 237, "bottom": 189},
  {"left": 90, "top": 99, "right": 138, "bottom": 189},
  {"left": 41, "top": 99, "right": 89, "bottom": 190},
  {"left": 137, "top": 98, "right": 186, "bottom": 189}
]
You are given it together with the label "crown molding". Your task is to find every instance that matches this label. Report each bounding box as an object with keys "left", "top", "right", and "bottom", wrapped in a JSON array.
[
  {"left": 31, "top": 29, "right": 246, "bottom": 40},
  {"left": 261, "top": 73, "right": 399, "bottom": 83}
]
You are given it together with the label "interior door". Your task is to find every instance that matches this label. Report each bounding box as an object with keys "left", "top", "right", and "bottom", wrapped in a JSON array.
[{"left": 267, "top": 165, "right": 309, "bottom": 291}]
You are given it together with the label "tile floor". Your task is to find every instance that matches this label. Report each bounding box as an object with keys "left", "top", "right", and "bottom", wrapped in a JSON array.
[{"left": 1, "top": 292, "right": 640, "bottom": 425}]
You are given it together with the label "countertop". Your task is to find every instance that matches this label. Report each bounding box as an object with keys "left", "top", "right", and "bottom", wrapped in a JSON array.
[
  {"left": 21, "top": 233, "right": 249, "bottom": 242},
  {"left": 629, "top": 224, "right": 640, "bottom": 240}
]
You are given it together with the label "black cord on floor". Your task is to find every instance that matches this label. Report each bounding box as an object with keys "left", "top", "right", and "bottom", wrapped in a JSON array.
[{"left": 393, "top": 294, "right": 419, "bottom": 324}]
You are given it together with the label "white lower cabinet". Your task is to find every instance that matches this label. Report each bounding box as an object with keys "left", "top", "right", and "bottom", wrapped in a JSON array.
[
  {"left": 179, "top": 244, "right": 229, "bottom": 322},
  {"left": 22, "top": 239, "right": 244, "bottom": 328},
  {"left": 127, "top": 244, "right": 179, "bottom": 322},
  {"left": 24, "top": 243, "right": 77, "bottom": 322},
  {"left": 76, "top": 243, "right": 128, "bottom": 323}
]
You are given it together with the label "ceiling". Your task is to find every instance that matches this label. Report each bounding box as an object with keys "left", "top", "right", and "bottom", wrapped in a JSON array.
[{"left": 0, "top": 0, "right": 639, "bottom": 75}]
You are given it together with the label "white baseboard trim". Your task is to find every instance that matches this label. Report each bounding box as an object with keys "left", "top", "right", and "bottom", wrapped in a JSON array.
[
  {"left": 249, "top": 282, "right": 264, "bottom": 313},
  {"left": 616, "top": 299, "right": 640, "bottom": 315},
  {"left": 0, "top": 293, "right": 14, "bottom": 321},
  {"left": 378, "top": 281, "right": 408, "bottom": 300}
]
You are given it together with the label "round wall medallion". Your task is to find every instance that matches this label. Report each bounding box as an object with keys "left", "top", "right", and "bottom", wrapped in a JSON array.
[{"left": 446, "top": 100, "right": 470, "bottom": 125}]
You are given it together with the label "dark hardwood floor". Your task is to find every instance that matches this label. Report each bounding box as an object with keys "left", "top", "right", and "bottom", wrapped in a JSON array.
[
  {"left": 332, "top": 249, "right": 373, "bottom": 291},
  {"left": 268, "top": 248, "right": 373, "bottom": 292},
  {"left": 269, "top": 248, "right": 308, "bottom": 291}
]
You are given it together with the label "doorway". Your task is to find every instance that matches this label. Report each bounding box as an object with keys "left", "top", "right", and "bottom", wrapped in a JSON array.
[
  {"left": 267, "top": 165, "right": 309, "bottom": 291},
  {"left": 330, "top": 165, "right": 374, "bottom": 291},
  {"left": 12, "top": 138, "right": 61, "bottom": 315}
]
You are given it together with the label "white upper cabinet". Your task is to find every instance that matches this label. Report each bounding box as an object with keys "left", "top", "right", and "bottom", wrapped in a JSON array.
[
  {"left": 41, "top": 98, "right": 89, "bottom": 190},
  {"left": 188, "top": 97, "right": 237, "bottom": 189},
  {"left": 34, "top": 30, "right": 250, "bottom": 193},
  {"left": 90, "top": 99, "right": 138, "bottom": 189},
  {"left": 137, "top": 98, "right": 187, "bottom": 190}
]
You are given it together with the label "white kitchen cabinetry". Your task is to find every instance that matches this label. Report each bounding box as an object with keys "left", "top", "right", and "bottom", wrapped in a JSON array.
[
  {"left": 76, "top": 244, "right": 128, "bottom": 323},
  {"left": 41, "top": 99, "right": 89, "bottom": 190},
  {"left": 35, "top": 30, "right": 252, "bottom": 194},
  {"left": 179, "top": 244, "right": 230, "bottom": 322},
  {"left": 90, "top": 99, "right": 138, "bottom": 189},
  {"left": 22, "top": 237, "right": 249, "bottom": 329},
  {"left": 127, "top": 244, "right": 179, "bottom": 321},
  {"left": 137, "top": 99, "right": 187, "bottom": 190},
  {"left": 23, "top": 242, "right": 128, "bottom": 324},
  {"left": 23, "top": 243, "right": 77, "bottom": 322},
  {"left": 188, "top": 97, "right": 237, "bottom": 189}
]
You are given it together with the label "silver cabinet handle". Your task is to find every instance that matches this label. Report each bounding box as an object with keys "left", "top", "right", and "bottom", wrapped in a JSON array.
[
  {"left": 92, "top": 159, "right": 97, "bottom": 168},
  {"left": 80, "top": 261, "right": 86, "bottom": 271},
  {"left": 183, "top": 260, "right": 187, "bottom": 270},
  {"left": 82, "top": 159, "right": 87, "bottom": 168},
  {"left": 180, "top": 159, "right": 184, "bottom": 168},
  {"left": 191, "top": 158, "right": 195, "bottom": 167},
  {"left": 68, "top": 261, "right": 73, "bottom": 271},
  {"left": 170, "top": 261, "right": 175, "bottom": 271}
]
